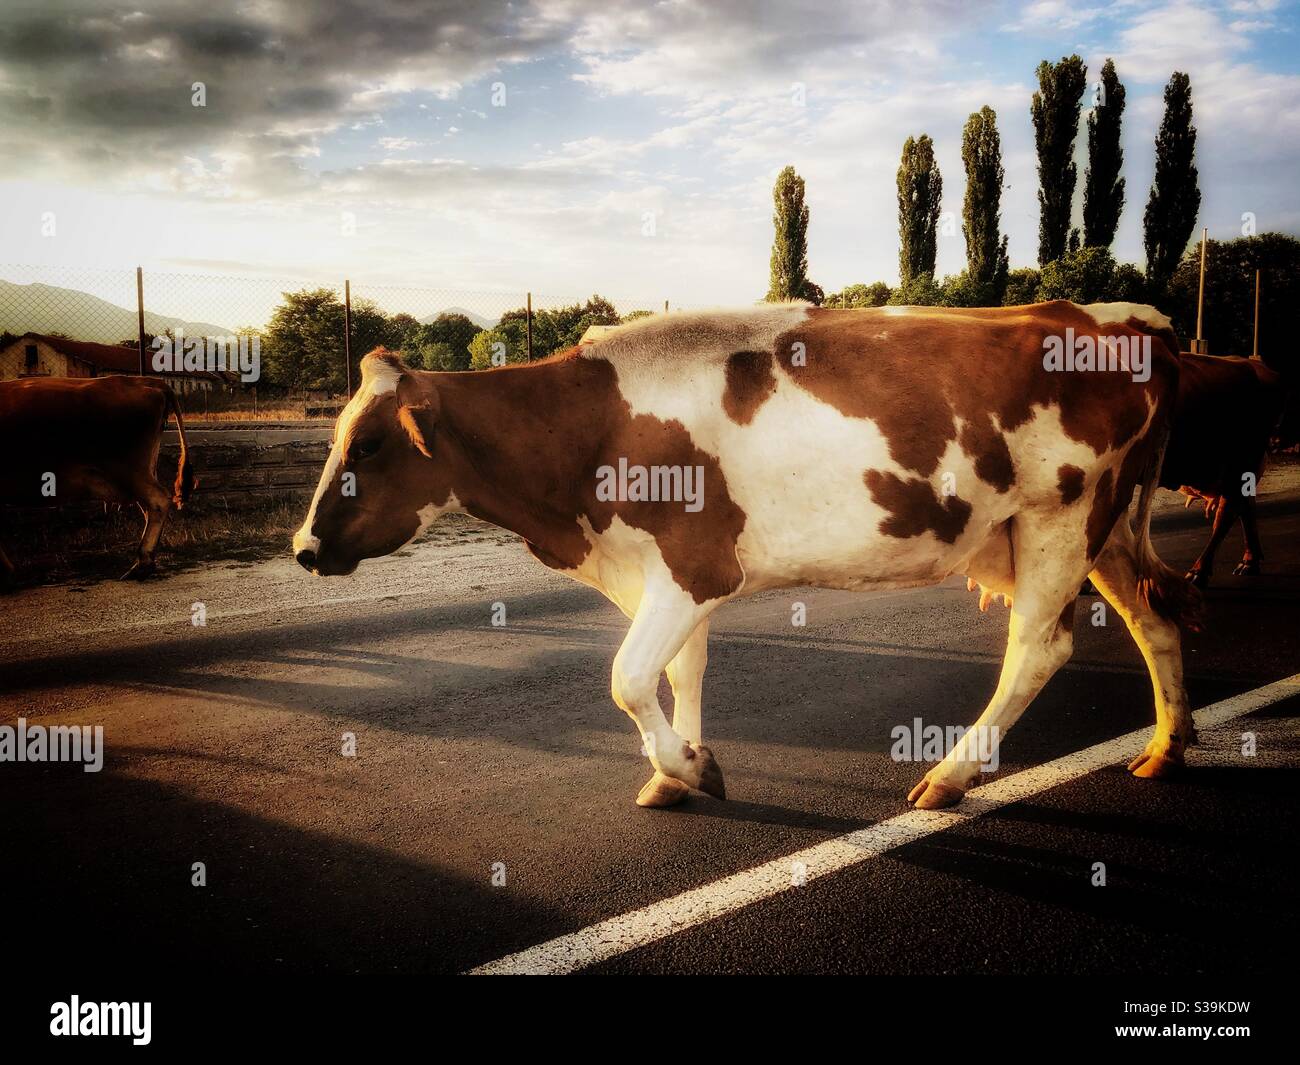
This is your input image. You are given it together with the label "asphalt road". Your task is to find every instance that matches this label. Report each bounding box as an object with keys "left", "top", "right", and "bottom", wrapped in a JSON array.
[{"left": 2, "top": 484, "right": 1298, "bottom": 976}]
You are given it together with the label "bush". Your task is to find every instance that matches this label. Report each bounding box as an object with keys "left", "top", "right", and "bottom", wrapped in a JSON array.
[
  {"left": 824, "top": 282, "right": 891, "bottom": 308},
  {"left": 887, "top": 272, "right": 944, "bottom": 306}
]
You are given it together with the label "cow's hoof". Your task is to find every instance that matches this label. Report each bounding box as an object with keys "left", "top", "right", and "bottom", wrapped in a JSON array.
[
  {"left": 636, "top": 771, "right": 690, "bottom": 808},
  {"left": 1185, "top": 569, "right": 1209, "bottom": 589},
  {"left": 1233, "top": 560, "right": 1260, "bottom": 577},
  {"left": 691, "top": 745, "right": 726, "bottom": 800},
  {"left": 120, "top": 561, "right": 157, "bottom": 581},
  {"left": 1128, "top": 745, "right": 1185, "bottom": 778},
  {"left": 907, "top": 777, "right": 965, "bottom": 809}
]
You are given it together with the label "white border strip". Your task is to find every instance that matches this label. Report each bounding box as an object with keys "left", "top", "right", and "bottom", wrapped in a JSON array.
[{"left": 468, "top": 674, "right": 1300, "bottom": 975}]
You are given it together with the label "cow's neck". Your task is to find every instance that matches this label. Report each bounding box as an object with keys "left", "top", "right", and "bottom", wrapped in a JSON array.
[{"left": 431, "top": 357, "right": 609, "bottom": 568}]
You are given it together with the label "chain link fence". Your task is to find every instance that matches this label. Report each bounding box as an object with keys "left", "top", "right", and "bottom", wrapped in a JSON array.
[{"left": 0, "top": 265, "right": 677, "bottom": 420}]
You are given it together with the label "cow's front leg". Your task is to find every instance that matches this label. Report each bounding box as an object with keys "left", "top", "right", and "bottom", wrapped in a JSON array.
[
  {"left": 614, "top": 584, "right": 725, "bottom": 803},
  {"left": 638, "top": 618, "right": 710, "bottom": 808}
]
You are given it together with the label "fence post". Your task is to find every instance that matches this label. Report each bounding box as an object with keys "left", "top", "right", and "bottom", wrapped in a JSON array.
[
  {"left": 136, "top": 266, "right": 146, "bottom": 375},
  {"left": 1253, "top": 269, "right": 1262, "bottom": 359},
  {"left": 526, "top": 291, "right": 533, "bottom": 362},
  {"left": 1192, "top": 227, "right": 1208, "bottom": 354},
  {"left": 344, "top": 279, "right": 353, "bottom": 399},
  {"left": 664, "top": 299, "right": 669, "bottom": 314}
]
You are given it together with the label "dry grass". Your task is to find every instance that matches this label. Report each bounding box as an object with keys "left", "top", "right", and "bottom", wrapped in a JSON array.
[
  {"left": 182, "top": 407, "right": 333, "bottom": 424},
  {"left": 3, "top": 496, "right": 307, "bottom": 586}
]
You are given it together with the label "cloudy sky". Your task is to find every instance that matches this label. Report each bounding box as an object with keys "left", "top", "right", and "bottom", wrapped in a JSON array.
[{"left": 1, "top": 0, "right": 1297, "bottom": 310}]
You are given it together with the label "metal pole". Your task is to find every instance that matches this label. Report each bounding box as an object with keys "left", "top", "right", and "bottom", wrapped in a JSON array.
[
  {"left": 1194, "top": 227, "right": 1207, "bottom": 351},
  {"left": 343, "top": 279, "right": 353, "bottom": 399},
  {"left": 526, "top": 292, "right": 533, "bottom": 361},
  {"left": 136, "top": 266, "right": 146, "bottom": 375},
  {"left": 664, "top": 299, "right": 669, "bottom": 314},
  {"left": 1253, "top": 269, "right": 1261, "bottom": 359}
]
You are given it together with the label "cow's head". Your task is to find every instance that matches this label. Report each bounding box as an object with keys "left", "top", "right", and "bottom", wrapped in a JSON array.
[{"left": 293, "top": 349, "right": 453, "bottom": 576}]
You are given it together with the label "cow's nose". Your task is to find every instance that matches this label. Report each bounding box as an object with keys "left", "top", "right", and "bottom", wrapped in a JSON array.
[{"left": 295, "top": 548, "right": 317, "bottom": 571}]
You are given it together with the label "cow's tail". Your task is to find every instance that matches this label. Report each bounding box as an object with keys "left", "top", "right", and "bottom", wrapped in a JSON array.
[
  {"left": 1133, "top": 421, "right": 1203, "bottom": 631},
  {"left": 163, "top": 386, "right": 197, "bottom": 509}
]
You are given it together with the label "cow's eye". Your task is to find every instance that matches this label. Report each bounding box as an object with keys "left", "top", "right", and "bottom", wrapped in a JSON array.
[{"left": 350, "top": 437, "right": 382, "bottom": 462}]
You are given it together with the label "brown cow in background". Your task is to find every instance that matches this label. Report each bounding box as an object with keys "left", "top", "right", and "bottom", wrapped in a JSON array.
[
  {"left": 1164, "top": 354, "right": 1287, "bottom": 587},
  {"left": 0, "top": 375, "right": 195, "bottom": 589}
]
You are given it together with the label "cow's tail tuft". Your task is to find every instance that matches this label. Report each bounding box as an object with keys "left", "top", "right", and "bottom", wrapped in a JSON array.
[
  {"left": 164, "top": 386, "right": 197, "bottom": 509},
  {"left": 1133, "top": 421, "right": 1203, "bottom": 631}
]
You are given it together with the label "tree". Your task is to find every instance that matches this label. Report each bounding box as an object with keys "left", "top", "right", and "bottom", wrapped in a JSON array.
[
  {"left": 765, "top": 165, "right": 819, "bottom": 302},
  {"left": 469, "top": 326, "right": 528, "bottom": 370},
  {"left": 1031, "top": 55, "right": 1087, "bottom": 266},
  {"left": 1166, "top": 233, "right": 1300, "bottom": 372},
  {"left": 886, "top": 272, "right": 944, "bottom": 306},
  {"left": 1083, "top": 59, "right": 1126, "bottom": 249},
  {"left": 961, "top": 106, "right": 1010, "bottom": 302},
  {"left": 1002, "top": 268, "right": 1042, "bottom": 306},
  {"left": 1143, "top": 72, "right": 1201, "bottom": 291},
  {"left": 824, "top": 282, "right": 892, "bottom": 308},
  {"left": 1037, "top": 246, "right": 1145, "bottom": 304},
  {"left": 897, "top": 135, "right": 942, "bottom": 285},
  {"left": 262, "top": 288, "right": 346, "bottom": 392},
  {"left": 404, "top": 312, "right": 482, "bottom": 371}
]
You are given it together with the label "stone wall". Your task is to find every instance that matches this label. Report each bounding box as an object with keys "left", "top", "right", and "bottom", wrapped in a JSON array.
[{"left": 159, "top": 422, "right": 331, "bottom": 505}]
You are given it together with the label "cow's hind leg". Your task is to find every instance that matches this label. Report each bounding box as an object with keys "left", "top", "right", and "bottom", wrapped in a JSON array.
[
  {"left": 910, "top": 513, "right": 1087, "bottom": 809},
  {"left": 613, "top": 578, "right": 725, "bottom": 803},
  {"left": 122, "top": 478, "right": 172, "bottom": 580},
  {"left": 1234, "top": 496, "right": 1263, "bottom": 576},
  {"left": 1089, "top": 520, "right": 1195, "bottom": 778},
  {"left": 637, "top": 618, "right": 709, "bottom": 808}
]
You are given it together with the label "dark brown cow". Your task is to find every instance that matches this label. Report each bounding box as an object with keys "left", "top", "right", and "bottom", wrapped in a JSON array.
[
  {"left": 0, "top": 375, "right": 195, "bottom": 587},
  {"left": 1163, "top": 354, "right": 1286, "bottom": 587}
]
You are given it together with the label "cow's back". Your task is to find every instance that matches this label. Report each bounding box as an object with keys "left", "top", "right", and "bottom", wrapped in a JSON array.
[{"left": 577, "top": 302, "right": 1178, "bottom": 591}]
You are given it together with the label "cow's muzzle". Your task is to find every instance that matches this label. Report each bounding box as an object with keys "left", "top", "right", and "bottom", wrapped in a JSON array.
[{"left": 295, "top": 548, "right": 317, "bottom": 572}]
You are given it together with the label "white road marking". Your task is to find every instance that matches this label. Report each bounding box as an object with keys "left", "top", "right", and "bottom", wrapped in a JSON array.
[{"left": 467, "top": 673, "right": 1300, "bottom": 975}]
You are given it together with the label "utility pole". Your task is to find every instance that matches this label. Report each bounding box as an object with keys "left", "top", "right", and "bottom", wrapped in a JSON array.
[
  {"left": 343, "top": 279, "right": 353, "bottom": 399},
  {"left": 136, "top": 267, "right": 146, "bottom": 375},
  {"left": 1193, "top": 227, "right": 1208, "bottom": 354}
]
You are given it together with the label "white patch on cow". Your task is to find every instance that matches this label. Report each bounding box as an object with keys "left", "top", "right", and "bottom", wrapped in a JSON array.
[
  {"left": 1083, "top": 302, "right": 1173, "bottom": 335},
  {"left": 293, "top": 362, "right": 397, "bottom": 553}
]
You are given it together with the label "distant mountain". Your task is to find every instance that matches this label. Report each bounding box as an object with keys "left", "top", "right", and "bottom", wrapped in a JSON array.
[
  {"left": 0, "top": 280, "right": 233, "bottom": 343},
  {"left": 419, "top": 306, "right": 498, "bottom": 330}
]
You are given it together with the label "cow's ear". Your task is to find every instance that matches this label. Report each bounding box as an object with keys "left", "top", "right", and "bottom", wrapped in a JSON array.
[{"left": 396, "top": 373, "right": 439, "bottom": 458}]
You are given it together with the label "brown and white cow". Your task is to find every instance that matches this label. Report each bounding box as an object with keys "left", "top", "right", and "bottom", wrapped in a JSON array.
[
  {"left": 0, "top": 375, "right": 195, "bottom": 587},
  {"left": 1163, "top": 354, "right": 1287, "bottom": 587},
  {"left": 293, "top": 300, "right": 1199, "bottom": 810}
]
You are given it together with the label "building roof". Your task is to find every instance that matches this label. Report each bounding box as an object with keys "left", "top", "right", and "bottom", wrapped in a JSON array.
[{"left": 10, "top": 332, "right": 224, "bottom": 382}]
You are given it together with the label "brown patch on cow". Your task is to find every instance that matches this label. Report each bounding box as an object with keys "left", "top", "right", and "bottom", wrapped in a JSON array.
[
  {"left": 409, "top": 355, "right": 748, "bottom": 604},
  {"left": 772, "top": 303, "right": 1177, "bottom": 493},
  {"left": 1057, "top": 464, "right": 1086, "bottom": 505},
  {"left": 958, "top": 415, "right": 1015, "bottom": 492},
  {"left": 1058, "top": 599, "right": 1076, "bottom": 633},
  {"left": 722, "top": 350, "right": 777, "bottom": 425},
  {"left": 863, "top": 470, "right": 972, "bottom": 543}
]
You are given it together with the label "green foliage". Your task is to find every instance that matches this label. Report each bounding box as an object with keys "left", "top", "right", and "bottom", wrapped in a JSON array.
[
  {"left": 262, "top": 288, "right": 347, "bottom": 392},
  {"left": 1031, "top": 55, "right": 1088, "bottom": 266},
  {"left": 1037, "top": 245, "right": 1146, "bottom": 304},
  {"left": 401, "top": 312, "right": 483, "bottom": 372},
  {"left": 621, "top": 309, "right": 654, "bottom": 322},
  {"left": 495, "top": 295, "right": 620, "bottom": 359},
  {"left": 824, "top": 282, "right": 892, "bottom": 308},
  {"left": 897, "top": 135, "right": 942, "bottom": 285},
  {"left": 940, "top": 270, "right": 1004, "bottom": 308},
  {"left": 469, "top": 326, "right": 528, "bottom": 370},
  {"left": 1083, "top": 59, "right": 1126, "bottom": 249},
  {"left": 1144, "top": 72, "right": 1201, "bottom": 290},
  {"left": 417, "top": 341, "right": 457, "bottom": 371},
  {"left": 961, "top": 106, "right": 1010, "bottom": 300},
  {"left": 1166, "top": 233, "right": 1300, "bottom": 371},
  {"left": 765, "top": 165, "right": 820, "bottom": 303},
  {"left": 886, "top": 273, "right": 944, "bottom": 306},
  {"left": 1002, "top": 268, "right": 1043, "bottom": 306}
]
